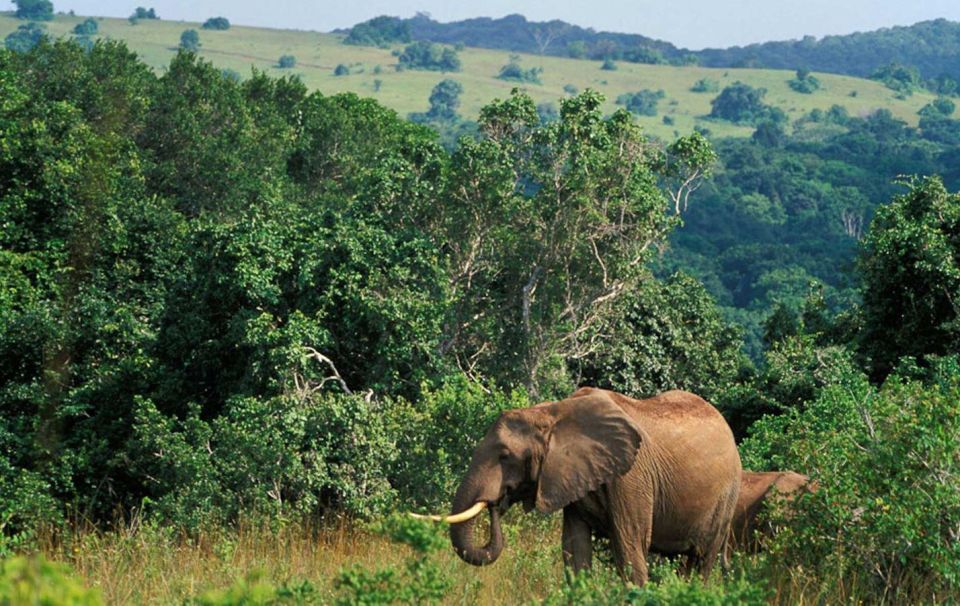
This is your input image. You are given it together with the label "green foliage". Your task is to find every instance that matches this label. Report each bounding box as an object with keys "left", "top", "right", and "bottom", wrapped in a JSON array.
[
  {"left": 579, "top": 272, "right": 746, "bottom": 402},
  {"left": 13, "top": 0, "right": 53, "bottom": 21},
  {"left": 188, "top": 573, "right": 322, "bottom": 605},
  {"left": 690, "top": 78, "right": 719, "bottom": 93},
  {"left": 709, "top": 82, "right": 786, "bottom": 125},
  {"left": 741, "top": 361, "right": 960, "bottom": 598},
  {"left": 441, "top": 90, "right": 714, "bottom": 394},
  {"left": 600, "top": 58, "right": 616, "bottom": 71},
  {"left": 870, "top": 62, "right": 922, "bottom": 95},
  {"left": 615, "top": 89, "right": 665, "bottom": 116},
  {"left": 858, "top": 176, "right": 960, "bottom": 380},
  {"left": 497, "top": 61, "right": 543, "bottom": 84},
  {"left": 202, "top": 17, "right": 231, "bottom": 31},
  {"left": 73, "top": 18, "right": 99, "bottom": 36},
  {"left": 334, "top": 63, "right": 349, "bottom": 76},
  {"left": 278, "top": 54, "right": 296, "bottom": 68},
  {"left": 787, "top": 69, "right": 820, "bottom": 94},
  {"left": 130, "top": 7, "right": 158, "bottom": 20},
  {"left": 919, "top": 97, "right": 956, "bottom": 118},
  {"left": 180, "top": 29, "right": 201, "bottom": 52},
  {"left": 344, "top": 16, "right": 411, "bottom": 47},
  {"left": 334, "top": 516, "right": 450, "bottom": 605},
  {"left": 388, "top": 377, "right": 529, "bottom": 507},
  {"left": 395, "top": 41, "right": 460, "bottom": 72},
  {"left": 409, "top": 78, "right": 462, "bottom": 123},
  {"left": 4, "top": 22, "right": 45, "bottom": 52},
  {"left": 129, "top": 393, "right": 399, "bottom": 526},
  {"left": 0, "top": 556, "right": 103, "bottom": 605},
  {"left": 541, "top": 566, "right": 768, "bottom": 605}
]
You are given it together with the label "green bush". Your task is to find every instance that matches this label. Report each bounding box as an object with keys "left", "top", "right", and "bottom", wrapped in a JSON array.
[
  {"left": 395, "top": 41, "right": 460, "bottom": 72},
  {"left": 741, "top": 359, "right": 960, "bottom": 598},
  {"left": 188, "top": 573, "right": 321, "bottom": 605},
  {"left": 278, "top": 54, "right": 296, "bottom": 68},
  {"left": 334, "top": 515, "right": 450, "bottom": 605},
  {"left": 497, "top": 61, "right": 543, "bottom": 84},
  {"left": 615, "top": 89, "right": 665, "bottom": 116},
  {"left": 788, "top": 69, "right": 820, "bottom": 94},
  {"left": 73, "top": 18, "right": 99, "bottom": 36},
  {"left": 129, "top": 392, "right": 399, "bottom": 526},
  {"left": 690, "top": 78, "right": 719, "bottom": 93},
  {"left": 541, "top": 566, "right": 768, "bottom": 605},
  {"left": 388, "top": 376, "right": 530, "bottom": 508},
  {"left": 0, "top": 556, "right": 102, "bottom": 605},
  {"left": 202, "top": 17, "right": 231, "bottom": 31},
  {"left": 180, "top": 29, "right": 201, "bottom": 52}
]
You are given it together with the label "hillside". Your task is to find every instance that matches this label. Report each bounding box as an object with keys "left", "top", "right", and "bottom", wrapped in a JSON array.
[
  {"left": 352, "top": 13, "right": 960, "bottom": 84},
  {"left": 0, "top": 12, "right": 942, "bottom": 140}
]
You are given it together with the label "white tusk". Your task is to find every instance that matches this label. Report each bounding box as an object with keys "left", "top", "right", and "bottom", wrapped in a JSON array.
[{"left": 409, "top": 501, "right": 488, "bottom": 524}]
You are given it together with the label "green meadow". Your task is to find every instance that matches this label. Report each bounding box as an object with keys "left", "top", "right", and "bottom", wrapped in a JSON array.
[{"left": 0, "top": 11, "right": 941, "bottom": 139}]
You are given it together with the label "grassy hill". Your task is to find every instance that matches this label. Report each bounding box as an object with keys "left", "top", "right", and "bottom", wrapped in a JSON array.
[{"left": 1, "top": 12, "right": 943, "bottom": 139}]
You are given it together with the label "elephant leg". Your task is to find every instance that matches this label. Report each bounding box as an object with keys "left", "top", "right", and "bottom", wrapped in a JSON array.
[
  {"left": 561, "top": 506, "right": 592, "bottom": 573},
  {"left": 609, "top": 484, "right": 653, "bottom": 586}
]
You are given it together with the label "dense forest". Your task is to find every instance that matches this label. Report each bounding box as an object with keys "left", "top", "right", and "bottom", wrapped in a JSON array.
[
  {"left": 2, "top": 35, "right": 960, "bottom": 603},
  {"left": 346, "top": 14, "right": 960, "bottom": 85}
]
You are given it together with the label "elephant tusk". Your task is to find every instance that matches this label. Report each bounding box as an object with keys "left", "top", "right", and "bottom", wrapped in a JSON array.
[{"left": 409, "top": 501, "right": 487, "bottom": 524}]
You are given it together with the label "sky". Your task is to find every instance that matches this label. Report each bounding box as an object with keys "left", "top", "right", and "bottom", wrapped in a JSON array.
[{"left": 15, "top": 0, "right": 960, "bottom": 49}]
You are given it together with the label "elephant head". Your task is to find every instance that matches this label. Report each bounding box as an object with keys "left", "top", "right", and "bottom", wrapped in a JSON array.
[{"left": 441, "top": 392, "right": 643, "bottom": 566}]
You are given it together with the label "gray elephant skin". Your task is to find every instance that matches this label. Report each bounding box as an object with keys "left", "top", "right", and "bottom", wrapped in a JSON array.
[{"left": 444, "top": 387, "right": 742, "bottom": 585}]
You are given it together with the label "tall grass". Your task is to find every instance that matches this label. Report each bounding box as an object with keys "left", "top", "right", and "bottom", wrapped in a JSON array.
[{"left": 21, "top": 514, "right": 955, "bottom": 604}]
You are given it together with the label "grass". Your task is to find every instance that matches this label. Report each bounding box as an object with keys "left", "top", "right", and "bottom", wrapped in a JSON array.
[
  {"left": 1, "top": 11, "right": 943, "bottom": 140},
  {"left": 31, "top": 512, "right": 564, "bottom": 604},
  {"left": 21, "top": 513, "right": 952, "bottom": 605}
]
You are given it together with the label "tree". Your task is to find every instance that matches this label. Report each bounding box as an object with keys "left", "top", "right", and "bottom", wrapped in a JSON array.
[
  {"left": 396, "top": 41, "right": 460, "bottom": 72},
  {"left": 179, "top": 29, "right": 200, "bottom": 52},
  {"left": 13, "top": 0, "right": 53, "bottom": 21},
  {"left": 334, "top": 64, "right": 349, "bottom": 76},
  {"left": 423, "top": 78, "right": 462, "bottom": 121},
  {"left": 615, "top": 89, "right": 665, "bottom": 116},
  {"left": 788, "top": 68, "right": 820, "bottom": 94},
  {"left": 73, "top": 18, "right": 98, "bottom": 36},
  {"left": 278, "top": 55, "right": 296, "bottom": 68},
  {"left": 496, "top": 61, "right": 542, "bottom": 84},
  {"left": 859, "top": 176, "right": 960, "bottom": 380},
  {"left": 201, "top": 17, "right": 230, "bottom": 31},
  {"left": 4, "top": 22, "right": 46, "bottom": 52},
  {"left": 344, "top": 15, "right": 410, "bottom": 47},
  {"left": 128, "top": 6, "right": 158, "bottom": 23},
  {"left": 710, "top": 82, "right": 785, "bottom": 125},
  {"left": 440, "top": 90, "right": 716, "bottom": 394}
]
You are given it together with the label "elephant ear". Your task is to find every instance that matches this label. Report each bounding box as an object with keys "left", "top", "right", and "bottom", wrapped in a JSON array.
[{"left": 535, "top": 393, "right": 642, "bottom": 513}]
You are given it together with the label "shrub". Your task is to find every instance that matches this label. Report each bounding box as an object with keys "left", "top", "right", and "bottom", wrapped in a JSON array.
[
  {"left": 600, "top": 58, "right": 617, "bottom": 71},
  {"left": 396, "top": 41, "right": 460, "bottom": 72},
  {"left": 202, "top": 17, "right": 230, "bottom": 31},
  {"left": 334, "top": 515, "right": 450, "bottom": 605},
  {"left": 128, "top": 392, "right": 400, "bottom": 527},
  {"left": 180, "top": 29, "right": 201, "bottom": 52},
  {"left": 690, "top": 78, "right": 719, "bottom": 93},
  {"left": 710, "top": 82, "right": 786, "bottom": 125},
  {"left": 387, "top": 376, "right": 529, "bottom": 508},
  {"left": 129, "top": 6, "right": 158, "bottom": 23},
  {"left": 334, "top": 63, "right": 350, "bottom": 76},
  {"left": 73, "top": 18, "right": 99, "bottom": 36},
  {"left": 344, "top": 16, "right": 411, "bottom": 47},
  {"left": 497, "top": 61, "right": 543, "bottom": 84},
  {"left": 615, "top": 89, "right": 666, "bottom": 116},
  {"left": 13, "top": 0, "right": 53, "bottom": 21},
  {"left": 4, "top": 22, "right": 45, "bottom": 52},
  {"left": 741, "top": 360, "right": 960, "bottom": 598},
  {"left": 278, "top": 54, "right": 296, "bottom": 68},
  {"left": 563, "top": 83, "right": 578, "bottom": 95},
  {"left": 0, "top": 556, "right": 102, "bottom": 605},
  {"left": 788, "top": 69, "right": 820, "bottom": 94}
]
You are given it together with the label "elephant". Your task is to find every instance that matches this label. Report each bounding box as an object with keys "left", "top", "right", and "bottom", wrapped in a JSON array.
[
  {"left": 418, "top": 387, "right": 741, "bottom": 586},
  {"left": 730, "top": 470, "right": 815, "bottom": 551}
]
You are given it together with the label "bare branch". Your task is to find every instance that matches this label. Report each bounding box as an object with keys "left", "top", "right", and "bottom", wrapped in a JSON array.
[{"left": 302, "top": 346, "right": 352, "bottom": 395}]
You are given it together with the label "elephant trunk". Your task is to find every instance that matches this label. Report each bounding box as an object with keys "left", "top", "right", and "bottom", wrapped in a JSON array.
[{"left": 449, "top": 502, "right": 503, "bottom": 566}]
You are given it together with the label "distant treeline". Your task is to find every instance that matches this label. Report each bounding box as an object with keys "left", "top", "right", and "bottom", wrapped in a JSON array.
[{"left": 342, "top": 14, "right": 960, "bottom": 85}]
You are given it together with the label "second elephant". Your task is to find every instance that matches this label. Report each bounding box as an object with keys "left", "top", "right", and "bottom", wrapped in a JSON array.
[{"left": 731, "top": 470, "right": 815, "bottom": 551}]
